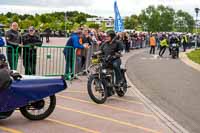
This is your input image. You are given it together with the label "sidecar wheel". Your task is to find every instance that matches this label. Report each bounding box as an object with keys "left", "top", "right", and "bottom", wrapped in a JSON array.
[
  {"left": 0, "top": 110, "right": 14, "bottom": 119},
  {"left": 20, "top": 95, "right": 56, "bottom": 120}
]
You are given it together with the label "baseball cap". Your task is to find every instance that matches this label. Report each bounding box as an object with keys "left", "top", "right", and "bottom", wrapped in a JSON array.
[{"left": 29, "top": 26, "right": 35, "bottom": 31}]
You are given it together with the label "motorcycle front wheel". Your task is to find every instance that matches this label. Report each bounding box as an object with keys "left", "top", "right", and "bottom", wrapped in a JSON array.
[
  {"left": 87, "top": 75, "right": 108, "bottom": 104},
  {"left": 20, "top": 95, "right": 56, "bottom": 120}
]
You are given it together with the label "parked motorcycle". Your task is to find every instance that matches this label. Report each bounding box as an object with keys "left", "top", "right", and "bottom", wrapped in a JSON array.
[{"left": 87, "top": 53, "right": 128, "bottom": 104}]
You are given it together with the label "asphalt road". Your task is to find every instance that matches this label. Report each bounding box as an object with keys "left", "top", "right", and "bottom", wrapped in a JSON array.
[{"left": 127, "top": 49, "right": 200, "bottom": 133}]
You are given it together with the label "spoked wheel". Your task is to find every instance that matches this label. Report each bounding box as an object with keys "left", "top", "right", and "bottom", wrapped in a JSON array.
[
  {"left": 87, "top": 75, "right": 108, "bottom": 104},
  {"left": 20, "top": 95, "right": 56, "bottom": 120},
  {"left": 0, "top": 110, "right": 14, "bottom": 119}
]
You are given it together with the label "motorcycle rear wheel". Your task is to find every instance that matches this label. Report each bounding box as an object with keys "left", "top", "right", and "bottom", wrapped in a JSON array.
[{"left": 20, "top": 95, "right": 56, "bottom": 120}]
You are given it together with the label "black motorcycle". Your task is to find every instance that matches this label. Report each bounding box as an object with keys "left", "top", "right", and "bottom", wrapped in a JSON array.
[
  {"left": 87, "top": 53, "right": 128, "bottom": 104},
  {"left": 171, "top": 43, "right": 179, "bottom": 59}
]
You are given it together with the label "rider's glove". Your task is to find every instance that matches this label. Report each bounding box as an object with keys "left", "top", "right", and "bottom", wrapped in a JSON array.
[{"left": 10, "top": 72, "right": 22, "bottom": 80}]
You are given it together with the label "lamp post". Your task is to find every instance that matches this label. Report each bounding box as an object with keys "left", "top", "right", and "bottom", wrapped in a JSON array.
[
  {"left": 195, "top": 8, "right": 199, "bottom": 49},
  {"left": 64, "top": 12, "right": 67, "bottom": 36}
]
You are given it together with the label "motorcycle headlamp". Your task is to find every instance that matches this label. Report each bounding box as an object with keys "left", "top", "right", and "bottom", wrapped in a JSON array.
[{"left": 102, "top": 69, "right": 107, "bottom": 74}]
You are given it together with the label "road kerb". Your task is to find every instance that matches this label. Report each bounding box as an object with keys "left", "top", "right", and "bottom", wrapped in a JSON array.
[{"left": 180, "top": 50, "right": 200, "bottom": 72}]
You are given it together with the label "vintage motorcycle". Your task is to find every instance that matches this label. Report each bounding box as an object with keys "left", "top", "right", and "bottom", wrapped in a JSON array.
[
  {"left": 171, "top": 43, "right": 179, "bottom": 59},
  {"left": 87, "top": 53, "right": 128, "bottom": 104}
]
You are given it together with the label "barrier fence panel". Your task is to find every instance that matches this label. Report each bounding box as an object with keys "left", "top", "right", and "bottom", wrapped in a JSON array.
[
  {"left": 15, "top": 45, "right": 75, "bottom": 80},
  {"left": 72, "top": 44, "right": 100, "bottom": 76}
]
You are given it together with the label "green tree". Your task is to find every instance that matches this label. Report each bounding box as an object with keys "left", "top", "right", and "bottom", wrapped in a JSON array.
[
  {"left": 12, "top": 15, "right": 20, "bottom": 23},
  {"left": 74, "top": 14, "right": 87, "bottom": 25},
  {"left": 157, "top": 5, "right": 175, "bottom": 31},
  {"left": 0, "top": 15, "right": 8, "bottom": 25},
  {"left": 139, "top": 5, "right": 175, "bottom": 32},
  {"left": 175, "top": 10, "right": 195, "bottom": 32},
  {"left": 124, "top": 15, "right": 139, "bottom": 29},
  {"left": 88, "top": 23, "right": 100, "bottom": 29}
]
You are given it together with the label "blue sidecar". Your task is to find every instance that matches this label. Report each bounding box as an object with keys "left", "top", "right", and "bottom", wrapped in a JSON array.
[{"left": 0, "top": 76, "right": 67, "bottom": 120}]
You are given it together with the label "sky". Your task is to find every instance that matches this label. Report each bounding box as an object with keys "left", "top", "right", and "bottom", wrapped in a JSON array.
[{"left": 0, "top": 0, "right": 200, "bottom": 18}]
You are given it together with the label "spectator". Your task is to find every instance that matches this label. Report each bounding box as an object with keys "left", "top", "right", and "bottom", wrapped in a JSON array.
[
  {"left": 149, "top": 34, "right": 156, "bottom": 54},
  {"left": 63, "top": 30, "right": 89, "bottom": 79},
  {"left": 22, "top": 26, "right": 42, "bottom": 75},
  {"left": 44, "top": 28, "right": 51, "bottom": 43},
  {"left": 123, "top": 32, "right": 130, "bottom": 52},
  {"left": 5, "top": 22, "right": 21, "bottom": 70},
  {"left": 181, "top": 34, "right": 188, "bottom": 52}
]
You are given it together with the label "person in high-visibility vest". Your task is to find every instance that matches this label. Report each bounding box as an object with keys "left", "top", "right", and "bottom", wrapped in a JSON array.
[
  {"left": 181, "top": 34, "right": 188, "bottom": 52},
  {"left": 159, "top": 35, "right": 168, "bottom": 57},
  {"left": 149, "top": 34, "right": 156, "bottom": 54}
]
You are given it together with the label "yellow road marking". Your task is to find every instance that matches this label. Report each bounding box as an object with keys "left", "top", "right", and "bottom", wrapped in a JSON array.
[
  {"left": 61, "top": 91, "right": 143, "bottom": 104},
  {"left": 57, "top": 105, "right": 161, "bottom": 133},
  {"left": 0, "top": 126, "right": 22, "bottom": 133},
  {"left": 110, "top": 97, "right": 143, "bottom": 104},
  {"left": 62, "top": 90, "right": 87, "bottom": 94},
  {"left": 57, "top": 95, "right": 155, "bottom": 119},
  {"left": 47, "top": 119, "right": 100, "bottom": 133}
]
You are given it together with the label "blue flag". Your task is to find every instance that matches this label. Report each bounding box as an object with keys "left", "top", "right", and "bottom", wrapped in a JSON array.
[{"left": 114, "top": 0, "right": 124, "bottom": 32}]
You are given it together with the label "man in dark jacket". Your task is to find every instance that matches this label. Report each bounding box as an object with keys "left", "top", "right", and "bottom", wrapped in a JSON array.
[
  {"left": 22, "top": 26, "right": 42, "bottom": 75},
  {"left": 100, "top": 30, "right": 124, "bottom": 86},
  {"left": 5, "top": 22, "right": 21, "bottom": 70}
]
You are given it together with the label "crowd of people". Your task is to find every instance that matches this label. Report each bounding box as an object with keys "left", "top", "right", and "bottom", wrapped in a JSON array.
[
  {"left": 0, "top": 21, "right": 200, "bottom": 77},
  {"left": 0, "top": 22, "right": 42, "bottom": 75},
  {"left": 63, "top": 29, "right": 200, "bottom": 76}
]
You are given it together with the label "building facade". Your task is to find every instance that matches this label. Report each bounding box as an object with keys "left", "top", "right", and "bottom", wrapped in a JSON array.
[{"left": 87, "top": 17, "right": 114, "bottom": 28}]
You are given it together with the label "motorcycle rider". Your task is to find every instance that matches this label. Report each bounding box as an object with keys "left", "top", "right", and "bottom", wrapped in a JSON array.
[
  {"left": 98, "top": 30, "right": 124, "bottom": 87},
  {"left": 169, "top": 34, "right": 180, "bottom": 57}
]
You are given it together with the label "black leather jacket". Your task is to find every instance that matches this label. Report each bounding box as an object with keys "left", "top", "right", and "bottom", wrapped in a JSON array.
[
  {"left": 100, "top": 40, "right": 124, "bottom": 58},
  {"left": 5, "top": 29, "right": 21, "bottom": 46}
]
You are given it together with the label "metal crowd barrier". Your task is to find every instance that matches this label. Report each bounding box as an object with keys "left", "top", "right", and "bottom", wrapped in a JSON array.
[
  {"left": 13, "top": 45, "right": 75, "bottom": 80},
  {"left": 73, "top": 43, "right": 99, "bottom": 76}
]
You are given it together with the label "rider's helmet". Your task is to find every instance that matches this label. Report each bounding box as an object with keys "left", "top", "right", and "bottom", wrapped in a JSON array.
[{"left": 106, "top": 30, "right": 116, "bottom": 40}]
